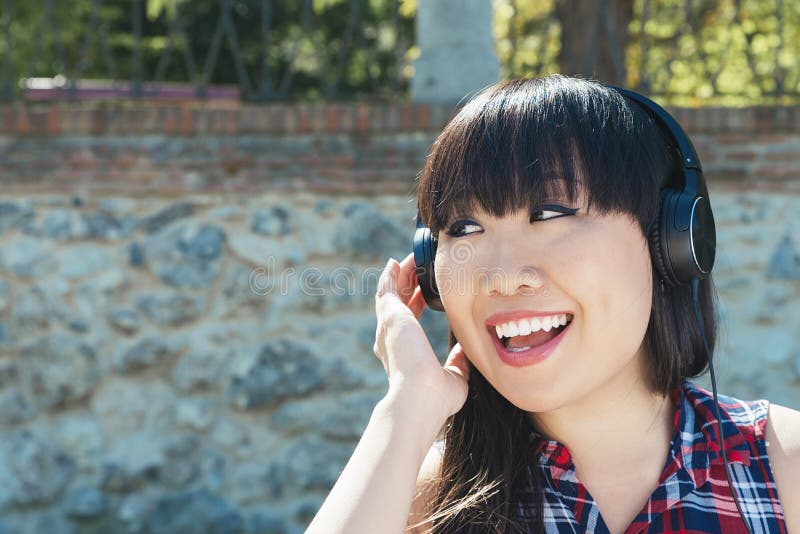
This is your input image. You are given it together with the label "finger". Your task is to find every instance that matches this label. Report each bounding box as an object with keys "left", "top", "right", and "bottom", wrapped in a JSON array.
[
  {"left": 396, "top": 252, "right": 417, "bottom": 304},
  {"left": 443, "top": 343, "right": 470, "bottom": 382},
  {"left": 376, "top": 257, "right": 399, "bottom": 300},
  {"left": 407, "top": 285, "right": 427, "bottom": 320}
]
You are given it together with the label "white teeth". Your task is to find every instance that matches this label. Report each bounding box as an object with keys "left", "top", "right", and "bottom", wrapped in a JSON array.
[
  {"left": 518, "top": 319, "right": 532, "bottom": 336},
  {"left": 493, "top": 314, "right": 572, "bottom": 339}
]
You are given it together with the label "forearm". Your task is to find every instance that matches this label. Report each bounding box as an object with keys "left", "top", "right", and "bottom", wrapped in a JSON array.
[{"left": 306, "top": 391, "right": 445, "bottom": 534}]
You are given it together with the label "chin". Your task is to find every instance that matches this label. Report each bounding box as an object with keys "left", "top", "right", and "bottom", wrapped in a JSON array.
[{"left": 476, "top": 360, "right": 576, "bottom": 413}]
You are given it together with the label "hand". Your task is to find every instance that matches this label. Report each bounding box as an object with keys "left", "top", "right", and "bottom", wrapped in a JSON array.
[{"left": 373, "top": 252, "right": 471, "bottom": 420}]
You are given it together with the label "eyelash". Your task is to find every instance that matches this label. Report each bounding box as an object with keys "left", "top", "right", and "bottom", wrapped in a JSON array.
[{"left": 444, "top": 205, "right": 577, "bottom": 237}]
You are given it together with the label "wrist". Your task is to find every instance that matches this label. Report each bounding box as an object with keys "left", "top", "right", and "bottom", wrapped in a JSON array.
[{"left": 373, "top": 390, "right": 448, "bottom": 460}]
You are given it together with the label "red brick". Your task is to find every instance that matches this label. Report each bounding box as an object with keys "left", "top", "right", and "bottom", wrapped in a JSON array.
[{"left": 356, "top": 104, "right": 370, "bottom": 133}]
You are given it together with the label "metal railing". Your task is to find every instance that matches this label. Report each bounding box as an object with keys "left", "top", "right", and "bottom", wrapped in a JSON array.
[
  {"left": 1, "top": 0, "right": 798, "bottom": 103},
  {"left": 0, "top": 0, "right": 414, "bottom": 102}
]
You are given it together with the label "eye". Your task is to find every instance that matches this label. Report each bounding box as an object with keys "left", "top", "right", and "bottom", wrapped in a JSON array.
[
  {"left": 444, "top": 219, "right": 482, "bottom": 237},
  {"left": 530, "top": 204, "right": 579, "bottom": 223}
]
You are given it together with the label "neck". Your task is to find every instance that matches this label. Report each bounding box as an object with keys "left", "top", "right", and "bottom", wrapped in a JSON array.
[{"left": 527, "top": 354, "right": 676, "bottom": 476}]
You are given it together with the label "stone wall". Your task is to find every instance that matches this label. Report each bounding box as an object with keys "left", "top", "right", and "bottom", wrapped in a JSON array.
[{"left": 0, "top": 101, "right": 798, "bottom": 533}]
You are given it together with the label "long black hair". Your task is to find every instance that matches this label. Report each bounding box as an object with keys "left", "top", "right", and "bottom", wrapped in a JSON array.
[{"left": 411, "top": 75, "right": 719, "bottom": 533}]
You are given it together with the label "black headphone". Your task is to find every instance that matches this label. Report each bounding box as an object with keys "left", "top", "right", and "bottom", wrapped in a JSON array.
[{"left": 412, "top": 85, "right": 717, "bottom": 312}]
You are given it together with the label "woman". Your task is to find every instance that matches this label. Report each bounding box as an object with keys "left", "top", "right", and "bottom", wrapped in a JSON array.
[{"left": 307, "top": 75, "right": 798, "bottom": 533}]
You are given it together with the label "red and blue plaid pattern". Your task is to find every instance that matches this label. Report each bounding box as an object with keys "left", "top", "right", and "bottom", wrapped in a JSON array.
[{"left": 517, "top": 380, "right": 788, "bottom": 533}]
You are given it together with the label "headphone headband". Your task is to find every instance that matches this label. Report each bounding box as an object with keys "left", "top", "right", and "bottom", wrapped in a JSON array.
[{"left": 413, "top": 83, "right": 716, "bottom": 312}]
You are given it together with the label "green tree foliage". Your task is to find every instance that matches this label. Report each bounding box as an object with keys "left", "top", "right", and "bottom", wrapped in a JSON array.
[
  {"left": 1, "top": 0, "right": 415, "bottom": 101},
  {"left": 1, "top": 0, "right": 798, "bottom": 103},
  {"left": 493, "top": 0, "right": 800, "bottom": 105}
]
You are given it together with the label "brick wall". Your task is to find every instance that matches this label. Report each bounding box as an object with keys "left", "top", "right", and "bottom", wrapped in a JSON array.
[{"left": 1, "top": 102, "right": 799, "bottom": 195}]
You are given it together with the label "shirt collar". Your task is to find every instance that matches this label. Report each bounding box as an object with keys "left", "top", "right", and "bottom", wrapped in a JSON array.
[{"left": 528, "top": 379, "right": 754, "bottom": 489}]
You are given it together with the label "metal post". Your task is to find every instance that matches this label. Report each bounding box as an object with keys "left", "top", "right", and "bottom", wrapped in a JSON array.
[
  {"left": 1, "top": 0, "right": 11, "bottom": 101},
  {"left": 132, "top": 0, "right": 143, "bottom": 98}
]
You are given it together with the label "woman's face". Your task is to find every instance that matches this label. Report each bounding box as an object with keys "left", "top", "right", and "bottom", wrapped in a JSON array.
[{"left": 434, "top": 184, "right": 654, "bottom": 413}]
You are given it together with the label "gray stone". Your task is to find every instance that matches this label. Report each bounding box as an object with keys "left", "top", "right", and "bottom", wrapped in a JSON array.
[
  {"left": 271, "top": 398, "right": 322, "bottom": 433},
  {"left": 116, "top": 493, "right": 149, "bottom": 532},
  {"left": 244, "top": 512, "right": 288, "bottom": 534},
  {"left": 115, "top": 337, "right": 186, "bottom": 374},
  {"left": 140, "top": 201, "right": 195, "bottom": 234},
  {"left": 171, "top": 347, "right": 230, "bottom": 392},
  {"left": 0, "top": 323, "right": 10, "bottom": 346},
  {"left": 210, "top": 419, "right": 248, "bottom": 452},
  {"left": 58, "top": 243, "right": 112, "bottom": 280},
  {"left": 91, "top": 378, "right": 177, "bottom": 435},
  {"left": 314, "top": 198, "right": 335, "bottom": 216},
  {"left": 31, "top": 512, "right": 77, "bottom": 534},
  {"left": 42, "top": 209, "right": 90, "bottom": 240},
  {"left": 0, "top": 279, "right": 8, "bottom": 312},
  {"left": 24, "top": 334, "right": 101, "bottom": 409},
  {"left": 225, "top": 338, "right": 324, "bottom": 409},
  {"left": 282, "top": 436, "right": 353, "bottom": 491},
  {"left": 216, "top": 263, "right": 268, "bottom": 317},
  {"left": 146, "top": 489, "right": 245, "bottom": 534},
  {"left": 55, "top": 414, "right": 105, "bottom": 471},
  {"left": 0, "top": 236, "right": 54, "bottom": 278},
  {"left": 333, "top": 201, "right": 408, "bottom": 260},
  {"left": 0, "top": 389, "right": 35, "bottom": 425},
  {"left": 143, "top": 223, "right": 226, "bottom": 287},
  {"left": 175, "top": 398, "right": 216, "bottom": 431},
  {"left": 129, "top": 241, "right": 146, "bottom": 267},
  {"left": 227, "top": 232, "right": 305, "bottom": 268},
  {"left": 318, "top": 356, "right": 365, "bottom": 391},
  {"left": 250, "top": 206, "right": 290, "bottom": 236},
  {"left": 793, "top": 351, "right": 800, "bottom": 381},
  {"left": 294, "top": 499, "right": 324, "bottom": 526},
  {"left": 0, "top": 201, "right": 34, "bottom": 234},
  {"left": 317, "top": 392, "right": 382, "bottom": 440},
  {"left": 100, "top": 461, "right": 145, "bottom": 494},
  {"left": 137, "top": 293, "right": 206, "bottom": 327},
  {"left": 158, "top": 434, "right": 202, "bottom": 489},
  {"left": 108, "top": 308, "right": 142, "bottom": 335},
  {"left": 64, "top": 486, "right": 109, "bottom": 519},
  {"left": 420, "top": 306, "right": 452, "bottom": 359},
  {"left": 98, "top": 197, "right": 138, "bottom": 215},
  {"left": 11, "top": 286, "right": 50, "bottom": 329},
  {"left": 411, "top": 0, "right": 499, "bottom": 103},
  {"left": 766, "top": 234, "right": 800, "bottom": 280},
  {"left": 228, "top": 461, "right": 285, "bottom": 504},
  {"left": 83, "top": 212, "right": 138, "bottom": 240},
  {"left": 180, "top": 224, "right": 226, "bottom": 260},
  {"left": 0, "top": 360, "right": 18, "bottom": 388},
  {"left": 0, "top": 430, "right": 76, "bottom": 506}
]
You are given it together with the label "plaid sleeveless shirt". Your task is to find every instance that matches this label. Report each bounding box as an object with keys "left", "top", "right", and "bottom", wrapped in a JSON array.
[{"left": 516, "top": 380, "right": 788, "bottom": 533}]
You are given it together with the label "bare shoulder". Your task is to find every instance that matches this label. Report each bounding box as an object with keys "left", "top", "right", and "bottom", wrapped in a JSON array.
[
  {"left": 764, "top": 402, "right": 800, "bottom": 532},
  {"left": 407, "top": 441, "right": 444, "bottom": 533}
]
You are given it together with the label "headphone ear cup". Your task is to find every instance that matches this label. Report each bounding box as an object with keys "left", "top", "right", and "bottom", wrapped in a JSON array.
[
  {"left": 413, "top": 220, "right": 444, "bottom": 312},
  {"left": 649, "top": 189, "right": 674, "bottom": 287}
]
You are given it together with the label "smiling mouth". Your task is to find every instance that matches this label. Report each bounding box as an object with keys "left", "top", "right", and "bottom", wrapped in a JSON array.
[{"left": 487, "top": 316, "right": 573, "bottom": 351}]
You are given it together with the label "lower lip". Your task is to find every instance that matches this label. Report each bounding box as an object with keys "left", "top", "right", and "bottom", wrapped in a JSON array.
[{"left": 489, "top": 321, "right": 572, "bottom": 367}]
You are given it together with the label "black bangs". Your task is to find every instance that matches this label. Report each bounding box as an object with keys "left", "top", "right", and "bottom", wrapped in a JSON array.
[{"left": 416, "top": 75, "right": 678, "bottom": 237}]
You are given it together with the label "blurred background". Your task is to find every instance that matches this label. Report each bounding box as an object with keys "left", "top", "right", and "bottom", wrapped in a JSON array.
[{"left": 0, "top": 0, "right": 798, "bottom": 532}]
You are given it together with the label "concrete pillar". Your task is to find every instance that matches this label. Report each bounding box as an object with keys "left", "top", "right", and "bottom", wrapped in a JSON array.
[{"left": 411, "top": 0, "right": 500, "bottom": 103}]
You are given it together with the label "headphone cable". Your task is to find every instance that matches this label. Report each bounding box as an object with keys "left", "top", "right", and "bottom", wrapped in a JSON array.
[{"left": 691, "top": 277, "right": 754, "bottom": 534}]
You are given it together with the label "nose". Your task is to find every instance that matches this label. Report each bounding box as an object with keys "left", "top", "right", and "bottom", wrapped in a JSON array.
[{"left": 483, "top": 262, "right": 545, "bottom": 298}]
